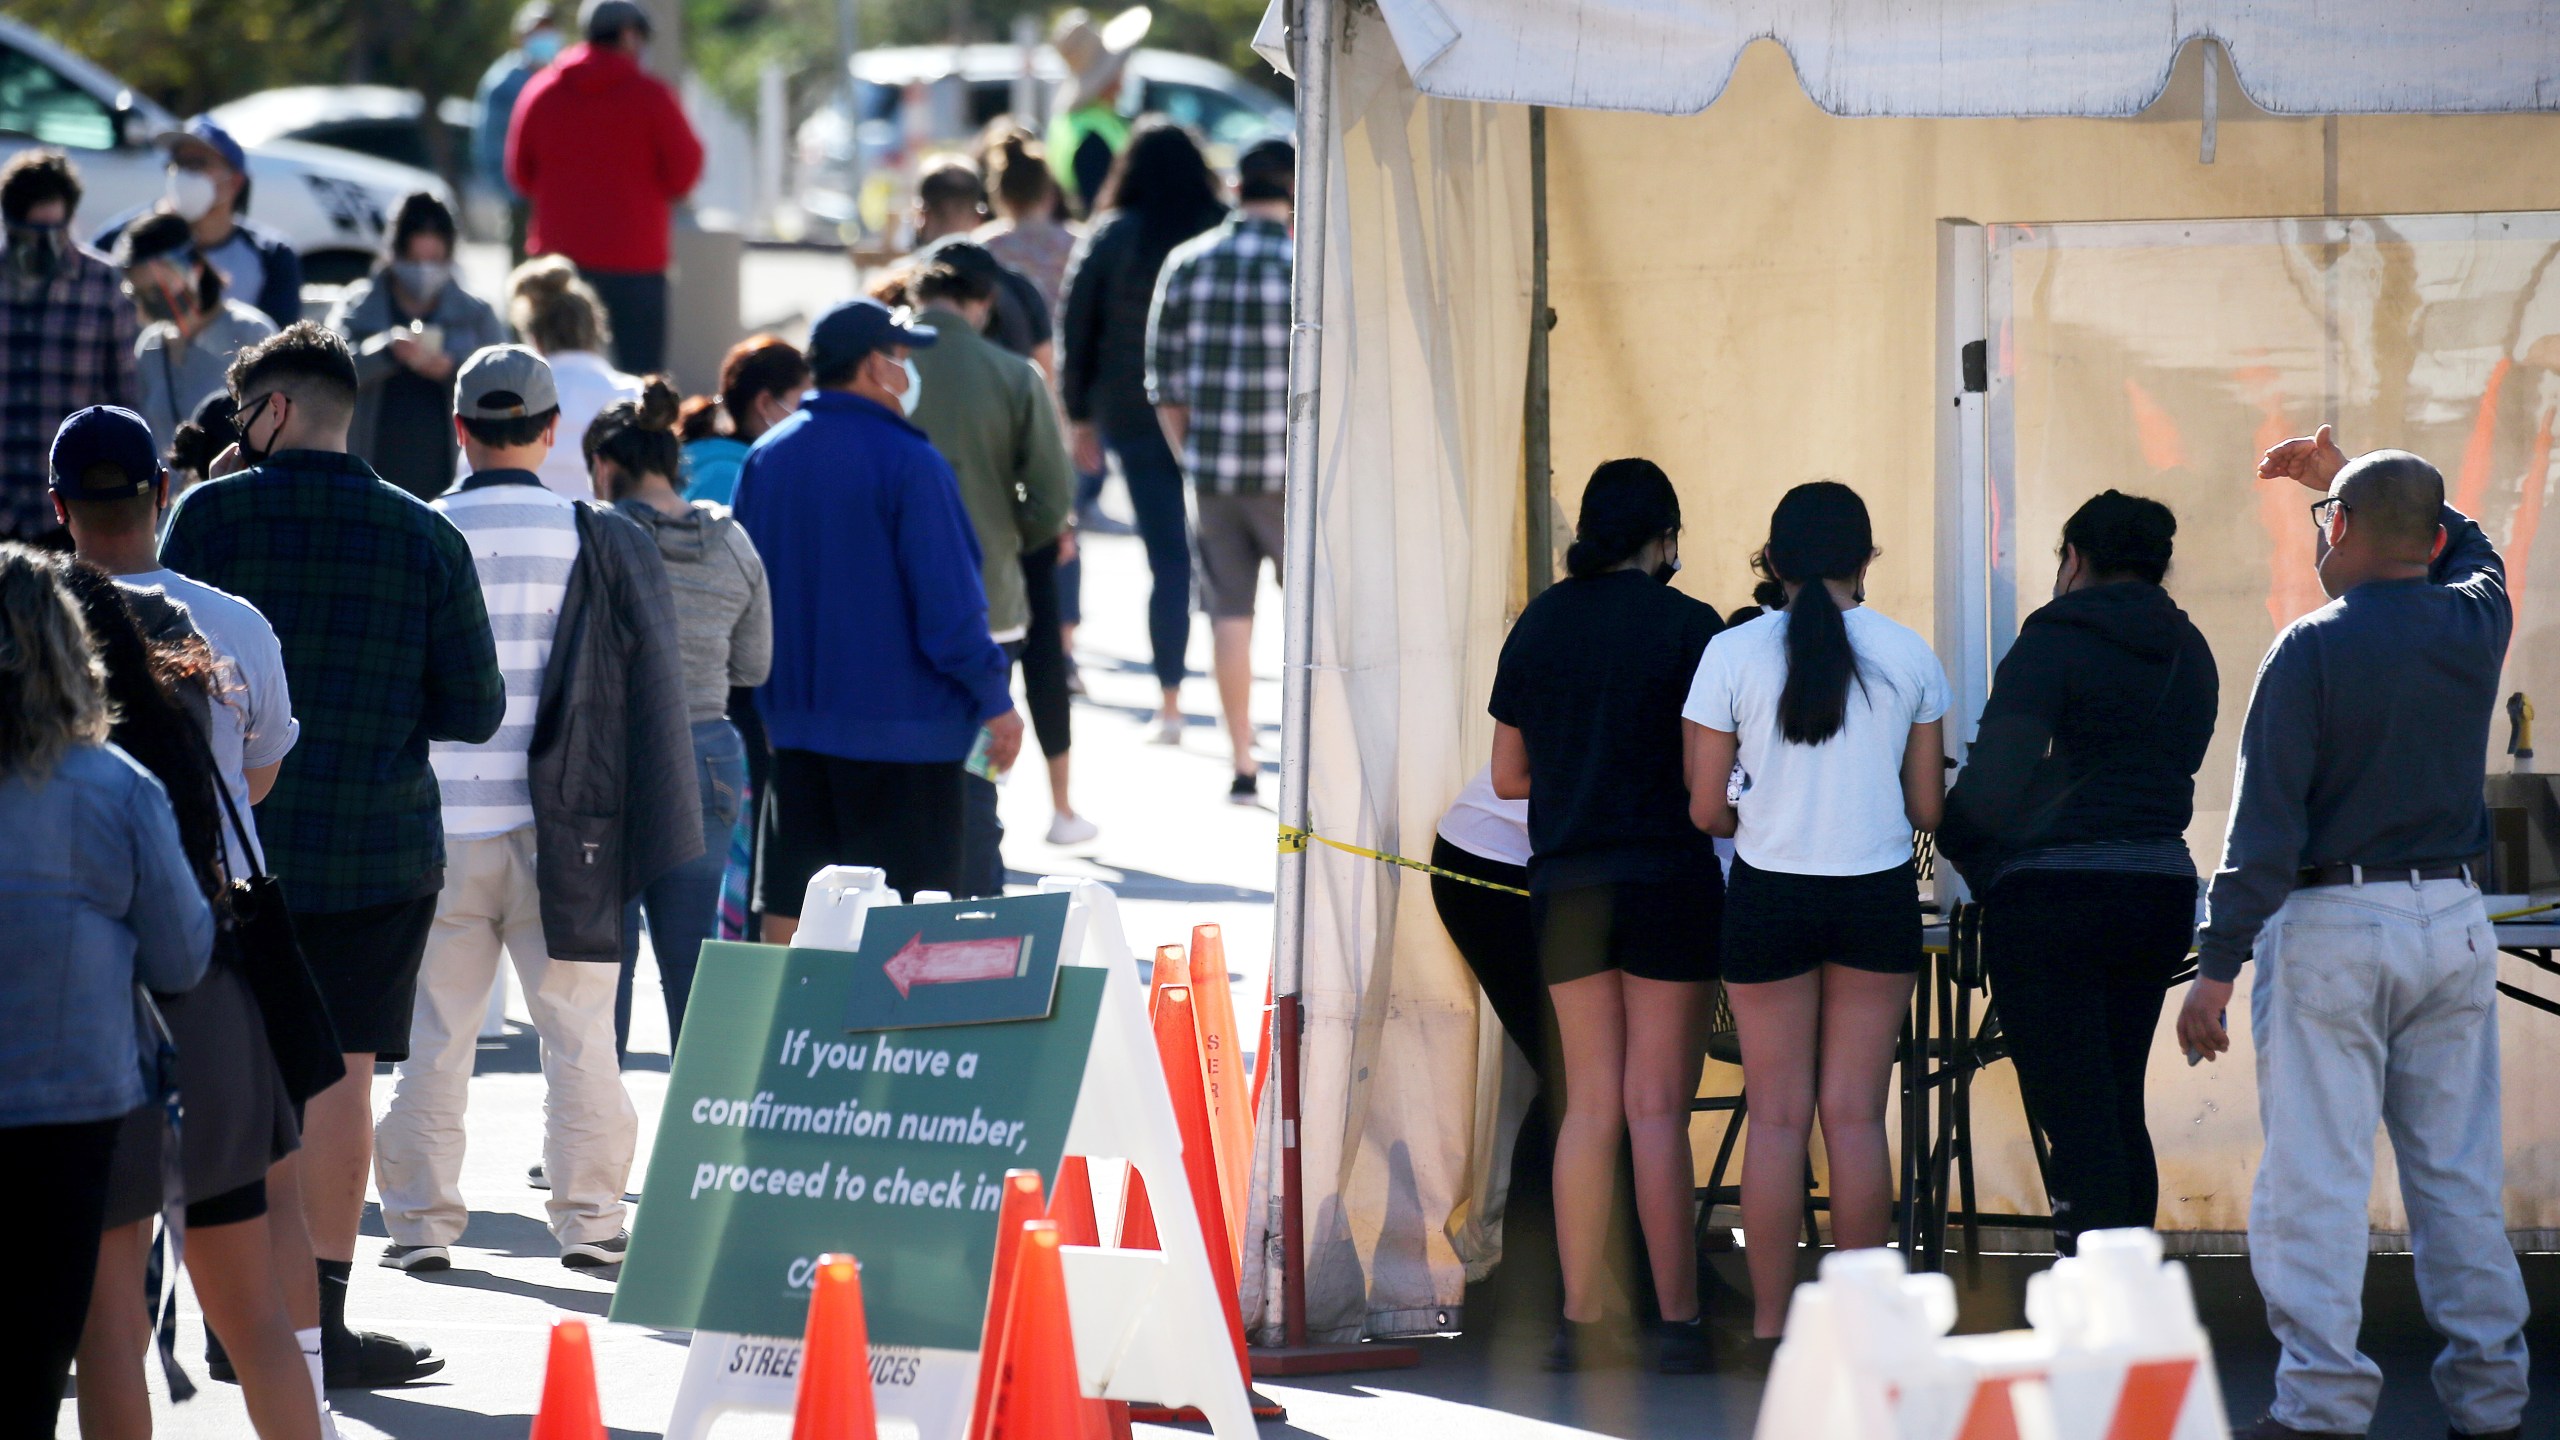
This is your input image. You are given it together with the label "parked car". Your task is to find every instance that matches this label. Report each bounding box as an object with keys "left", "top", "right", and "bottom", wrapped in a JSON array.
[
  {"left": 0, "top": 17, "right": 456, "bottom": 286},
  {"left": 211, "top": 85, "right": 478, "bottom": 184},
  {"left": 794, "top": 43, "right": 1292, "bottom": 234}
]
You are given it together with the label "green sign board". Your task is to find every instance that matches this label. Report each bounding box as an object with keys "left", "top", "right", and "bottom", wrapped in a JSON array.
[
  {"left": 842, "top": 892, "right": 1070, "bottom": 1031},
  {"left": 612, "top": 908, "right": 1100, "bottom": 1349}
]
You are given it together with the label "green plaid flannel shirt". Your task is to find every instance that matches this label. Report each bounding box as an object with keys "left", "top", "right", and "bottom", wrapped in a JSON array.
[{"left": 161, "top": 450, "right": 505, "bottom": 913}]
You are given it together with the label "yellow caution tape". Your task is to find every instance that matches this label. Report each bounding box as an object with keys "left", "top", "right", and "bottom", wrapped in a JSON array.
[{"left": 1277, "top": 825, "right": 1533, "bottom": 897}]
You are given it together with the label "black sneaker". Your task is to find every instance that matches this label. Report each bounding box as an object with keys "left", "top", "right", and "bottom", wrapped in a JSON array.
[
  {"left": 561, "top": 1230, "right": 629, "bottom": 1269},
  {"left": 1227, "top": 773, "right": 1259, "bottom": 807},
  {"left": 1717, "top": 1333, "right": 1781, "bottom": 1379},
  {"left": 378, "top": 1244, "right": 450, "bottom": 1273},
  {"left": 323, "top": 1330, "right": 443, "bottom": 1389},
  {"left": 1652, "top": 1316, "right": 1710, "bottom": 1375}
]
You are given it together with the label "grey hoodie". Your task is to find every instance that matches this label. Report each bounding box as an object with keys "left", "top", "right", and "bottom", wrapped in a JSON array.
[{"left": 614, "top": 498, "right": 772, "bottom": 724}]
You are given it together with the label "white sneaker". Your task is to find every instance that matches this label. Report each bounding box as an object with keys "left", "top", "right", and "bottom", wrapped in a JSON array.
[
  {"left": 1149, "top": 713, "right": 1185, "bottom": 746},
  {"left": 1046, "top": 812, "right": 1100, "bottom": 846},
  {"left": 561, "top": 1230, "right": 629, "bottom": 1269}
]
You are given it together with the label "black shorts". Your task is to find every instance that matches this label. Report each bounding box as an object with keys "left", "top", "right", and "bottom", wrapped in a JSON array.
[
  {"left": 293, "top": 894, "right": 439, "bottom": 1062},
  {"left": 1533, "top": 875, "right": 1722, "bottom": 986},
  {"left": 1720, "top": 856, "right": 1922, "bottom": 985},
  {"left": 756, "top": 750, "right": 966, "bottom": 917}
]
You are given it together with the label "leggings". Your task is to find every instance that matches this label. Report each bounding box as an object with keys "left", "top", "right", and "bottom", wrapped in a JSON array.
[
  {"left": 1428, "top": 836, "right": 1544, "bottom": 1076},
  {"left": 1106, "top": 420, "right": 1193, "bottom": 691},
  {"left": 0, "top": 1115, "right": 121, "bottom": 1434},
  {"left": 1981, "top": 868, "right": 2197, "bottom": 1253},
  {"left": 1019, "top": 539, "right": 1073, "bottom": 758}
]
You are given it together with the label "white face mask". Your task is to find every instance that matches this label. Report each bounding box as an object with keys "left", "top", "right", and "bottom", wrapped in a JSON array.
[
  {"left": 165, "top": 167, "right": 218, "bottom": 223},
  {"left": 897, "top": 357, "right": 923, "bottom": 415}
]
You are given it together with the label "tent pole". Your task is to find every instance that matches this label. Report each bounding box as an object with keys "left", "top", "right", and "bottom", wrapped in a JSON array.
[
  {"left": 1524, "top": 105, "right": 1553, "bottom": 597},
  {"left": 1271, "top": 0, "right": 1335, "bottom": 1359}
]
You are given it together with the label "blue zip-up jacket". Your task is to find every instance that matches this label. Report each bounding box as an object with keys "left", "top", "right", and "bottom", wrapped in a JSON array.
[{"left": 733, "top": 390, "right": 1013, "bottom": 763}]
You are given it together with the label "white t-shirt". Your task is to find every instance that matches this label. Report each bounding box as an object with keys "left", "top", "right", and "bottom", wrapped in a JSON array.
[
  {"left": 118, "top": 569, "right": 298, "bottom": 877},
  {"left": 1436, "top": 764, "right": 1530, "bottom": 868},
  {"left": 1682, "top": 606, "right": 1950, "bottom": 876}
]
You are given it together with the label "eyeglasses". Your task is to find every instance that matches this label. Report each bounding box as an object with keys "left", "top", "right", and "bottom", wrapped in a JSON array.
[{"left": 2310, "top": 496, "right": 2351, "bottom": 531}]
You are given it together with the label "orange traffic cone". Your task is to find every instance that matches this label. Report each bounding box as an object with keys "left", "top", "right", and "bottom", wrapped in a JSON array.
[
  {"left": 1184, "top": 924, "right": 1253, "bottom": 1259},
  {"left": 1148, "top": 944, "right": 1186, "bottom": 1018},
  {"left": 1116, "top": 1165, "right": 1159, "bottom": 1250},
  {"left": 985, "top": 1222, "right": 1086, "bottom": 1440},
  {"left": 530, "top": 1318, "right": 605, "bottom": 1440},
  {"left": 1048, "top": 1155, "right": 1103, "bottom": 1248},
  {"left": 966, "top": 1171, "right": 1048, "bottom": 1440},
  {"left": 1150, "top": 985, "right": 1251, "bottom": 1387},
  {"left": 792, "top": 1254, "right": 878, "bottom": 1440}
]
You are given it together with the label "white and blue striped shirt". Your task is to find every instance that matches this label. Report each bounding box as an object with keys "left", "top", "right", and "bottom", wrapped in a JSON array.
[{"left": 430, "top": 471, "right": 580, "bottom": 840}]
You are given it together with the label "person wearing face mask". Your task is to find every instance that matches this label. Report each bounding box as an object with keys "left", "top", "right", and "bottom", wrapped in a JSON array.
[
  {"left": 327, "top": 193, "right": 504, "bottom": 501},
  {"left": 731, "top": 298, "right": 1024, "bottom": 930},
  {"left": 680, "top": 334, "right": 808, "bottom": 505},
  {"left": 1486, "top": 459, "right": 1724, "bottom": 1375},
  {"left": 1, "top": 149, "right": 137, "bottom": 540},
  {"left": 475, "top": 2, "right": 563, "bottom": 262},
  {"left": 119, "top": 210, "right": 279, "bottom": 453},
  {"left": 114, "top": 117, "right": 304, "bottom": 333}
]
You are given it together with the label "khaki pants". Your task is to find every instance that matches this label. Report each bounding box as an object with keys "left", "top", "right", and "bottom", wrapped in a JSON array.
[{"left": 374, "top": 829, "right": 635, "bottom": 1249}]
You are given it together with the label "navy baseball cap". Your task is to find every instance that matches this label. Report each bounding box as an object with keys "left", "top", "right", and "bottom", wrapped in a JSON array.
[
  {"left": 807, "top": 298, "right": 937, "bottom": 374},
  {"left": 162, "top": 115, "right": 248, "bottom": 174},
  {"left": 49, "top": 407, "right": 163, "bottom": 499}
]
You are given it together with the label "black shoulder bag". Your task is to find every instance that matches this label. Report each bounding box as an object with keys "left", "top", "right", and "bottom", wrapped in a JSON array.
[{"left": 204, "top": 759, "right": 347, "bottom": 1104}]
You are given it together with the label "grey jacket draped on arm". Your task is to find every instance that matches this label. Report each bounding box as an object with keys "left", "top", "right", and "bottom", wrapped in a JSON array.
[{"left": 530, "top": 502, "right": 704, "bottom": 961}]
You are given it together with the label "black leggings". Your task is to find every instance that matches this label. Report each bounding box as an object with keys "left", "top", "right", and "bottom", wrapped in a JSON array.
[
  {"left": 0, "top": 1115, "right": 121, "bottom": 1434},
  {"left": 1427, "top": 836, "right": 1543, "bottom": 1075},
  {"left": 1019, "top": 539, "right": 1073, "bottom": 759},
  {"left": 1981, "top": 869, "right": 2196, "bottom": 1253}
]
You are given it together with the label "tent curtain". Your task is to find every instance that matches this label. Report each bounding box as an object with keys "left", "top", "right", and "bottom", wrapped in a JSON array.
[
  {"left": 1238, "top": 3, "right": 1533, "bottom": 1343},
  {"left": 1261, "top": 0, "right": 2560, "bottom": 119}
]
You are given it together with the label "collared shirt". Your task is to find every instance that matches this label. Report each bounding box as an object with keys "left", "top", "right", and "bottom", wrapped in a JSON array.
[
  {"left": 160, "top": 449, "right": 506, "bottom": 912},
  {"left": 2195, "top": 505, "right": 2510, "bottom": 981},
  {"left": 1, "top": 243, "right": 137, "bottom": 536},
  {"left": 1145, "top": 214, "right": 1291, "bottom": 496},
  {"left": 431, "top": 469, "right": 580, "bottom": 839}
]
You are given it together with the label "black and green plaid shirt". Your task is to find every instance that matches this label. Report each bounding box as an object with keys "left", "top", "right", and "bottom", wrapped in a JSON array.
[
  {"left": 1145, "top": 214, "right": 1292, "bottom": 495},
  {"left": 162, "top": 449, "right": 505, "bottom": 913}
]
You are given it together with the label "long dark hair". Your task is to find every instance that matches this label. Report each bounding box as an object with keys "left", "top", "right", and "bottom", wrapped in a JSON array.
[
  {"left": 1563, "top": 458, "right": 1679, "bottom": 578},
  {"left": 1094, "top": 120, "right": 1225, "bottom": 253},
  {"left": 1757, "top": 481, "right": 1874, "bottom": 745},
  {"left": 53, "top": 560, "right": 226, "bottom": 901}
]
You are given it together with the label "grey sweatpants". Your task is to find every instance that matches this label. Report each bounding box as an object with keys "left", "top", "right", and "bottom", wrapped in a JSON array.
[{"left": 2247, "top": 876, "right": 2528, "bottom": 1435}]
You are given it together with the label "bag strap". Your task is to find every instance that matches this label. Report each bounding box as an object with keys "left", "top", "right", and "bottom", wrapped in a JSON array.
[{"left": 181, "top": 702, "right": 269, "bottom": 883}]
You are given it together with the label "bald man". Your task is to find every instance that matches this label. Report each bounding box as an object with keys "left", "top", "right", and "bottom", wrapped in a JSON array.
[{"left": 2180, "top": 428, "right": 2525, "bottom": 1440}]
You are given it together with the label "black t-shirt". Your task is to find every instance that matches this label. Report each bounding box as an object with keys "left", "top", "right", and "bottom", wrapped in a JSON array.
[{"left": 1489, "top": 569, "right": 1725, "bottom": 891}]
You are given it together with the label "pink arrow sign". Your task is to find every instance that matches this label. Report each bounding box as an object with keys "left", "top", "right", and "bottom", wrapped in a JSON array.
[{"left": 883, "top": 934, "right": 1029, "bottom": 998}]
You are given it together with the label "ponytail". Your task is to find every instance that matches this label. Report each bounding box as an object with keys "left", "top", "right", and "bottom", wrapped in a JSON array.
[{"left": 1760, "top": 480, "right": 1874, "bottom": 745}]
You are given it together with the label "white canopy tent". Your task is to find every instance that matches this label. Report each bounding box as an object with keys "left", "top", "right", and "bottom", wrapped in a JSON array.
[{"left": 1245, "top": 0, "right": 2560, "bottom": 1346}]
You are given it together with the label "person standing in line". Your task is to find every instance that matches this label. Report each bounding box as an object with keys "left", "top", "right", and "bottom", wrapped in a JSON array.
[
  {"left": 913, "top": 160, "right": 1056, "bottom": 370},
  {"left": 679, "top": 334, "right": 808, "bottom": 505},
  {"left": 474, "top": 1, "right": 561, "bottom": 261},
  {"left": 1058, "top": 122, "right": 1229, "bottom": 744},
  {"left": 374, "top": 346, "right": 696, "bottom": 1274},
  {"left": 583, "top": 376, "right": 768, "bottom": 1051},
  {"left": 1148, "top": 137, "right": 1294, "bottom": 804},
  {"left": 505, "top": 0, "right": 703, "bottom": 374},
  {"left": 1682, "top": 481, "right": 1947, "bottom": 1365},
  {"left": 977, "top": 128, "right": 1079, "bottom": 313},
  {"left": 159, "top": 323, "right": 503, "bottom": 1388},
  {"left": 505, "top": 256, "right": 640, "bottom": 501},
  {"left": 0, "top": 545, "right": 211, "bottom": 1438},
  {"left": 1487, "top": 460, "right": 1723, "bottom": 1375},
  {"left": 113, "top": 117, "right": 304, "bottom": 332},
  {"left": 733, "top": 299, "right": 1024, "bottom": 930},
  {"left": 1938, "top": 491, "right": 2217, "bottom": 1255},
  {"left": 1045, "top": 7, "right": 1148, "bottom": 217},
  {"left": 2, "top": 150, "right": 136, "bottom": 540},
  {"left": 117, "top": 211, "right": 277, "bottom": 452},
  {"left": 328, "top": 192, "right": 505, "bottom": 502},
  {"left": 906, "top": 248, "right": 1081, "bottom": 881},
  {"left": 2182, "top": 429, "right": 2527, "bottom": 1440}
]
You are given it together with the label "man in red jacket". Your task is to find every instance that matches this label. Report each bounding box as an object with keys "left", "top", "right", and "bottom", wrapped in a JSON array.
[{"left": 505, "top": 0, "right": 703, "bottom": 373}]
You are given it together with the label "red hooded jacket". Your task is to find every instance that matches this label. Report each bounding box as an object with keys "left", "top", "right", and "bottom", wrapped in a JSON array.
[{"left": 506, "top": 42, "right": 704, "bottom": 273}]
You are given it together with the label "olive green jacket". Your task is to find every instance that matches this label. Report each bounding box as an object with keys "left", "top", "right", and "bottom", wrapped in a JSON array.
[{"left": 907, "top": 306, "right": 1076, "bottom": 638}]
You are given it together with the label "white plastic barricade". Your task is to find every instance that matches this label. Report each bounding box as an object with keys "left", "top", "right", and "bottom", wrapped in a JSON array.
[{"left": 1755, "top": 1230, "right": 2228, "bottom": 1440}]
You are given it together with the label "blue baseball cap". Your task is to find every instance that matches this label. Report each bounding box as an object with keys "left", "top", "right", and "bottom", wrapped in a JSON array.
[
  {"left": 806, "top": 298, "right": 937, "bottom": 375},
  {"left": 162, "top": 115, "right": 247, "bottom": 174},
  {"left": 49, "top": 407, "right": 163, "bottom": 500}
]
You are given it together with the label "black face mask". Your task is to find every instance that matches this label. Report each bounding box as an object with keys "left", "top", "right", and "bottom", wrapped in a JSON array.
[
  {"left": 1652, "top": 559, "right": 1681, "bottom": 584},
  {"left": 235, "top": 394, "right": 283, "bottom": 465},
  {"left": 5, "top": 221, "right": 68, "bottom": 283}
]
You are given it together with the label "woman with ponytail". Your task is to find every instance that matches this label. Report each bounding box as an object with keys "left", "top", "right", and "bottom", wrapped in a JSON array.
[
  {"left": 1487, "top": 459, "right": 1724, "bottom": 1374},
  {"left": 585, "top": 378, "right": 770, "bottom": 1052},
  {"left": 1681, "top": 480, "right": 1950, "bottom": 1358}
]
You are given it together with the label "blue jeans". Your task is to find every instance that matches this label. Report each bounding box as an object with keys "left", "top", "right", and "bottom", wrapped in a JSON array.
[
  {"left": 616, "top": 719, "right": 744, "bottom": 1056},
  {"left": 1107, "top": 421, "right": 1192, "bottom": 691}
]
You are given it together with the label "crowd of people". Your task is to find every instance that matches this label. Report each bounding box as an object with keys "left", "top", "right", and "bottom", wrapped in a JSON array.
[
  {"left": 0, "top": 14, "right": 1302, "bottom": 1419},
  {"left": 1440, "top": 447, "right": 2528, "bottom": 1438}
]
